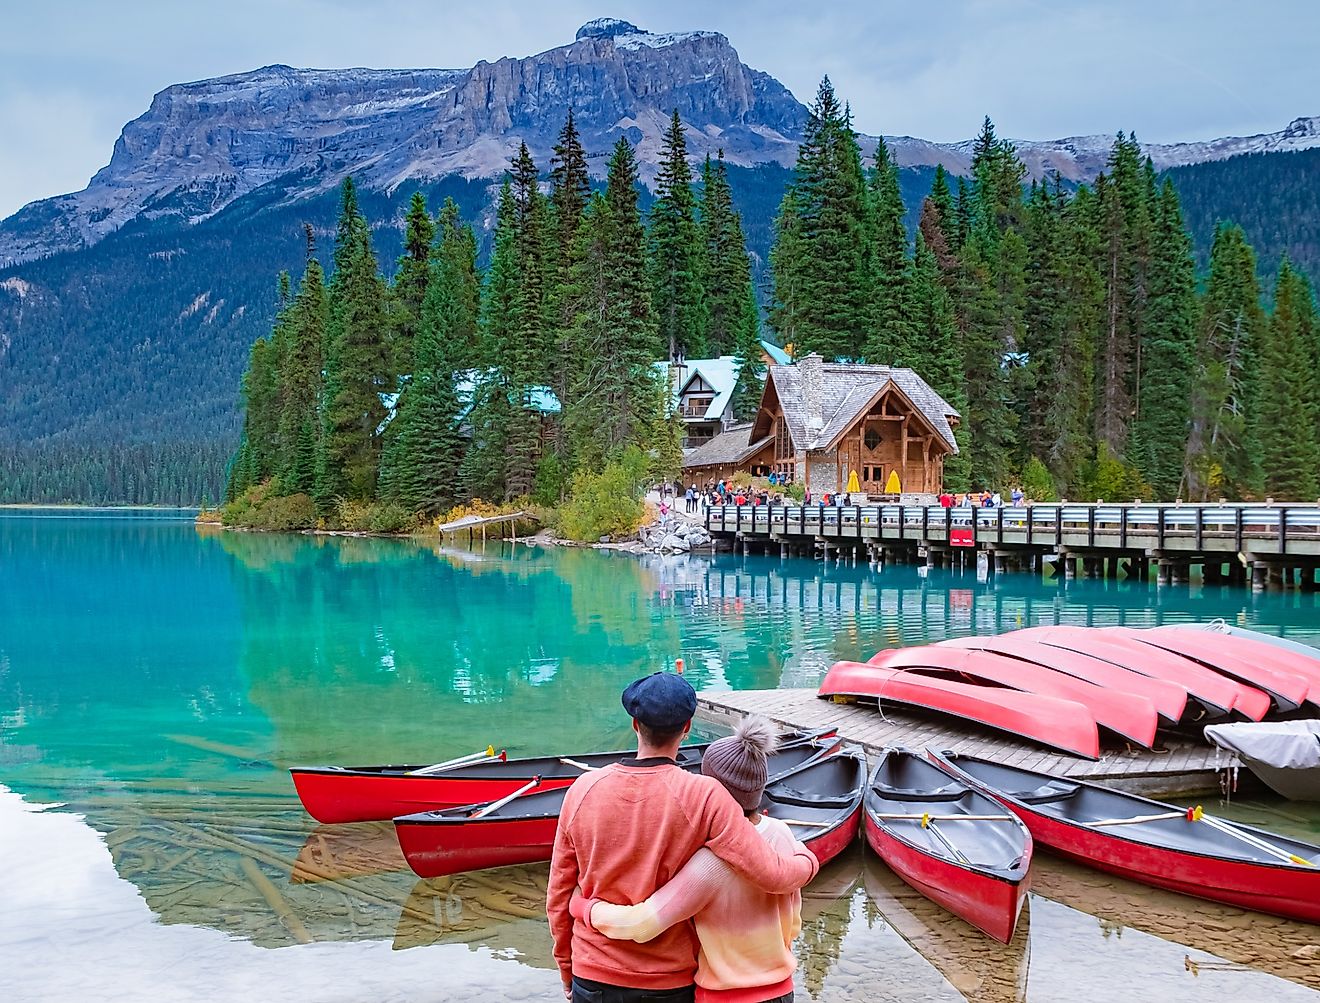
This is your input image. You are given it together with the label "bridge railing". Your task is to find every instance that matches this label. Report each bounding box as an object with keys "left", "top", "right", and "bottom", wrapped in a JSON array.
[{"left": 705, "top": 502, "right": 1320, "bottom": 553}]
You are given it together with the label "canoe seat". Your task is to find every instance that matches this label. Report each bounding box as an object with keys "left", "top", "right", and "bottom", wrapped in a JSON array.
[
  {"left": 770, "top": 785, "right": 858, "bottom": 809},
  {"left": 870, "top": 781, "right": 966, "bottom": 803},
  {"left": 1010, "top": 782, "right": 1079, "bottom": 805}
]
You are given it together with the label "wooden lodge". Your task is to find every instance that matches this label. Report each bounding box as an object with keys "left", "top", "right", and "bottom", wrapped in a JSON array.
[{"left": 683, "top": 354, "right": 960, "bottom": 497}]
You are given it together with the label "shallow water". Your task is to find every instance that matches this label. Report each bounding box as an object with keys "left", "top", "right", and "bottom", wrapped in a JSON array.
[{"left": 2, "top": 509, "right": 1319, "bottom": 1001}]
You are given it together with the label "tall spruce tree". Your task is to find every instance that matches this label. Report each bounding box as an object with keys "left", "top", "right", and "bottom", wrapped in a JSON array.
[
  {"left": 1184, "top": 224, "right": 1265, "bottom": 499},
  {"left": 505, "top": 143, "right": 552, "bottom": 498},
  {"left": 321, "top": 176, "right": 393, "bottom": 502},
  {"left": 1257, "top": 260, "right": 1320, "bottom": 498},
  {"left": 392, "top": 191, "right": 435, "bottom": 373},
  {"left": 547, "top": 110, "right": 592, "bottom": 402},
  {"left": 378, "top": 202, "right": 478, "bottom": 512},
  {"left": 275, "top": 224, "right": 327, "bottom": 494},
  {"left": 561, "top": 139, "right": 660, "bottom": 466},
  {"left": 700, "top": 150, "right": 760, "bottom": 358},
  {"left": 648, "top": 110, "right": 707, "bottom": 361},
  {"left": 1093, "top": 134, "right": 1152, "bottom": 457},
  {"left": 866, "top": 138, "right": 912, "bottom": 365},
  {"left": 909, "top": 230, "right": 969, "bottom": 490},
  {"left": 1129, "top": 178, "right": 1197, "bottom": 497},
  {"left": 769, "top": 77, "right": 872, "bottom": 360}
]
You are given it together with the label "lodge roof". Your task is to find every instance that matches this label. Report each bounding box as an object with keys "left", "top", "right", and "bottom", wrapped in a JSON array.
[
  {"left": 682, "top": 422, "right": 774, "bottom": 469},
  {"left": 768, "top": 359, "right": 960, "bottom": 454}
]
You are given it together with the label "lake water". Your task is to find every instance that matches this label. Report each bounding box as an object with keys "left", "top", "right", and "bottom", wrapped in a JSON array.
[{"left": 2, "top": 508, "right": 1319, "bottom": 1001}]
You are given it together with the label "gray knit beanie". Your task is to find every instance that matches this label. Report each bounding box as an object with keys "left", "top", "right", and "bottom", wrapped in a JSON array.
[{"left": 701, "top": 715, "right": 780, "bottom": 811}]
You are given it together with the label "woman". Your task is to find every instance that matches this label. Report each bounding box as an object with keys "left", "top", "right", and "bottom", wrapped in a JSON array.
[{"left": 570, "top": 717, "right": 804, "bottom": 1003}]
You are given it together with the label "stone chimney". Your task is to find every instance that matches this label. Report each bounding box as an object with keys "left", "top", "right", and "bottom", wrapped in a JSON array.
[{"left": 799, "top": 353, "right": 825, "bottom": 441}]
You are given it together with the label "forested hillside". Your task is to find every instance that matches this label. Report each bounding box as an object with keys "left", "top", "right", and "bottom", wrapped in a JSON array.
[
  {"left": 1168, "top": 148, "right": 1320, "bottom": 286},
  {"left": 2, "top": 113, "right": 1318, "bottom": 504}
]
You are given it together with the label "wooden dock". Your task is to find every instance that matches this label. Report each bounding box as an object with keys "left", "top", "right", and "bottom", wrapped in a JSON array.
[{"left": 697, "top": 688, "right": 1229, "bottom": 797}]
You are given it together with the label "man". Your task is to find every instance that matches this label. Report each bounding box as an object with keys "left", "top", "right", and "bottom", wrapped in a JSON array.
[{"left": 547, "top": 673, "right": 819, "bottom": 1003}]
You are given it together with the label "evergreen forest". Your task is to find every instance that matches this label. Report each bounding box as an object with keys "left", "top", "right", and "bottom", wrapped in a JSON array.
[{"left": 5, "top": 83, "right": 1320, "bottom": 507}]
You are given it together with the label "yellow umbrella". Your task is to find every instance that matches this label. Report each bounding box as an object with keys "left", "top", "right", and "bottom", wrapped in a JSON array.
[
  {"left": 884, "top": 470, "right": 902, "bottom": 494},
  {"left": 846, "top": 469, "right": 860, "bottom": 493}
]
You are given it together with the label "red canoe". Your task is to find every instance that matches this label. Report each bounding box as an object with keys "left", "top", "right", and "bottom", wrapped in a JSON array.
[
  {"left": 865, "top": 749, "right": 1031, "bottom": 943},
  {"left": 1110, "top": 627, "right": 1311, "bottom": 712},
  {"left": 938, "top": 633, "right": 1189, "bottom": 725},
  {"left": 1016, "top": 626, "right": 1269, "bottom": 720},
  {"left": 292, "top": 728, "right": 838, "bottom": 823},
  {"left": 933, "top": 751, "right": 1320, "bottom": 926},
  {"left": 819, "top": 661, "right": 1100, "bottom": 759},
  {"left": 868, "top": 646, "right": 1159, "bottom": 748},
  {"left": 394, "top": 743, "right": 852, "bottom": 879}
]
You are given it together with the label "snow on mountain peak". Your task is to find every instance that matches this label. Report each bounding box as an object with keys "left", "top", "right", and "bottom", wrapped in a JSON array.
[
  {"left": 576, "top": 18, "right": 644, "bottom": 40},
  {"left": 574, "top": 17, "right": 720, "bottom": 50}
]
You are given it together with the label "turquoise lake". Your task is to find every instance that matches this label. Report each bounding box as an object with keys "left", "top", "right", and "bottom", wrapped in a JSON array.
[{"left": 2, "top": 508, "right": 1319, "bottom": 1001}]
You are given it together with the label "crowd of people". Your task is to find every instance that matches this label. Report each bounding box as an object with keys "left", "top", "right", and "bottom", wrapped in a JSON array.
[
  {"left": 936, "top": 487, "right": 1027, "bottom": 508},
  {"left": 548, "top": 672, "right": 813, "bottom": 1003}
]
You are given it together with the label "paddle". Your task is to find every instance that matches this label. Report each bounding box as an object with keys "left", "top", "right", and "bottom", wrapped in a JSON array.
[
  {"left": 559, "top": 757, "right": 600, "bottom": 771},
  {"left": 921, "top": 817, "right": 970, "bottom": 865},
  {"left": 470, "top": 776, "right": 542, "bottom": 819},
  {"left": 1198, "top": 814, "right": 1317, "bottom": 867},
  {"left": 407, "top": 746, "right": 506, "bottom": 777},
  {"left": 1087, "top": 806, "right": 1201, "bottom": 828},
  {"left": 872, "top": 812, "right": 1014, "bottom": 823}
]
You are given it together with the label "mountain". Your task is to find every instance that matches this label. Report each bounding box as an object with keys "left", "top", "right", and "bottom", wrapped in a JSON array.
[
  {"left": 0, "top": 18, "right": 805, "bottom": 269},
  {"left": 4, "top": 17, "right": 1317, "bottom": 270},
  {"left": 1, "top": 17, "right": 1318, "bottom": 504}
]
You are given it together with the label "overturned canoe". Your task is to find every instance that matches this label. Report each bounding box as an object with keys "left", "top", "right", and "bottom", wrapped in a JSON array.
[
  {"left": 932, "top": 751, "right": 1320, "bottom": 926},
  {"left": 869, "top": 646, "right": 1159, "bottom": 748},
  {"left": 865, "top": 750, "right": 1031, "bottom": 943},
  {"left": 938, "top": 633, "right": 1189, "bottom": 725},
  {"left": 1015, "top": 626, "right": 1268, "bottom": 720},
  {"left": 1138, "top": 626, "right": 1320, "bottom": 708},
  {"left": 394, "top": 741, "right": 843, "bottom": 879},
  {"left": 1107, "top": 627, "right": 1310, "bottom": 713},
  {"left": 292, "top": 727, "right": 837, "bottom": 823},
  {"left": 819, "top": 660, "right": 1100, "bottom": 759}
]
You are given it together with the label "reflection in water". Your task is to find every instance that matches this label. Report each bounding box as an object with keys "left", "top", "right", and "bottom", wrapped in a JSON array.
[
  {"left": 863, "top": 855, "right": 1029, "bottom": 1002},
  {"left": 5, "top": 512, "right": 1320, "bottom": 1000}
]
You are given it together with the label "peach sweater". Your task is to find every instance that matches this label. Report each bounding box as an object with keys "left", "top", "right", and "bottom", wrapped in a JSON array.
[
  {"left": 574, "top": 815, "right": 803, "bottom": 1003},
  {"left": 546, "top": 760, "right": 818, "bottom": 992}
]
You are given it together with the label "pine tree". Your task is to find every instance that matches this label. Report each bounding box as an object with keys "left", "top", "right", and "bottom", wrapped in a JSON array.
[
  {"left": 561, "top": 140, "right": 659, "bottom": 466},
  {"left": 700, "top": 150, "right": 759, "bottom": 358},
  {"left": 1093, "top": 134, "right": 1152, "bottom": 457},
  {"left": 1257, "top": 260, "right": 1320, "bottom": 498},
  {"left": 392, "top": 191, "right": 435, "bottom": 373},
  {"left": 909, "top": 231, "right": 969, "bottom": 490},
  {"left": 547, "top": 110, "right": 593, "bottom": 403},
  {"left": 505, "top": 143, "right": 552, "bottom": 498},
  {"left": 322, "top": 176, "right": 393, "bottom": 501},
  {"left": 1129, "top": 178, "right": 1197, "bottom": 497},
  {"left": 276, "top": 224, "right": 327, "bottom": 494},
  {"left": 1184, "top": 224, "right": 1265, "bottom": 499},
  {"left": 379, "top": 201, "right": 479, "bottom": 511},
  {"left": 648, "top": 110, "right": 707, "bottom": 360},
  {"left": 768, "top": 77, "right": 872, "bottom": 360},
  {"left": 866, "top": 138, "right": 912, "bottom": 365}
]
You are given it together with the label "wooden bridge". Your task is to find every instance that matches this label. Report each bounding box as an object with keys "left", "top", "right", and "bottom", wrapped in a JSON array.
[{"left": 705, "top": 502, "right": 1320, "bottom": 588}]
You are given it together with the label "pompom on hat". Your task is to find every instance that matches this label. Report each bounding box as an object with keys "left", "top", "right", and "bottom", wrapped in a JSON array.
[{"left": 701, "top": 715, "right": 779, "bottom": 811}]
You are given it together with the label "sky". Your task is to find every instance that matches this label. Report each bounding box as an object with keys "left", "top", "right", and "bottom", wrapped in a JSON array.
[{"left": 2, "top": 0, "right": 1317, "bottom": 220}]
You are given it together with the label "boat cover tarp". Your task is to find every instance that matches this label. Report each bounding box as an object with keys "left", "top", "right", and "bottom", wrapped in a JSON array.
[{"left": 1204, "top": 721, "right": 1320, "bottom": 769}]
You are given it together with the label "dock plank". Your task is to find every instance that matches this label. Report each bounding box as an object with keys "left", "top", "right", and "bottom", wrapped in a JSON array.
[{"left": 696, "top": 688, "right": 1222, "bottom": 795}]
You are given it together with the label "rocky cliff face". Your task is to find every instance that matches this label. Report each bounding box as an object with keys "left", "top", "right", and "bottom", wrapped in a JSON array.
[
  {"left": 0, "top": 18, "right": 805, "bottom": 266},
  {"left": 2, "top": 17, "right": 1318, "bottom": 268}
]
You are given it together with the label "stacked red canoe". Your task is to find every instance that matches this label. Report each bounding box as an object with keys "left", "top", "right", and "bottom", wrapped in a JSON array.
[{"left": 818, "top": 625, "right": 1320, "bottom": 758}]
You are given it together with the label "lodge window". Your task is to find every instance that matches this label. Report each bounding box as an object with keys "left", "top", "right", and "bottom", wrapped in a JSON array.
[
  {"left": 862, "top": 465, "right": 884, "bottom": 483},
  {"left": 864, "top": 427, "right": 882, "bottom": 450}
]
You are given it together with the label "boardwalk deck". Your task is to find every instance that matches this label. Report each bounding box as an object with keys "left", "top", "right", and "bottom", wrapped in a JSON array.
[{"left": 697, "top": 688, "right": 1229, "bottom": 797}]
